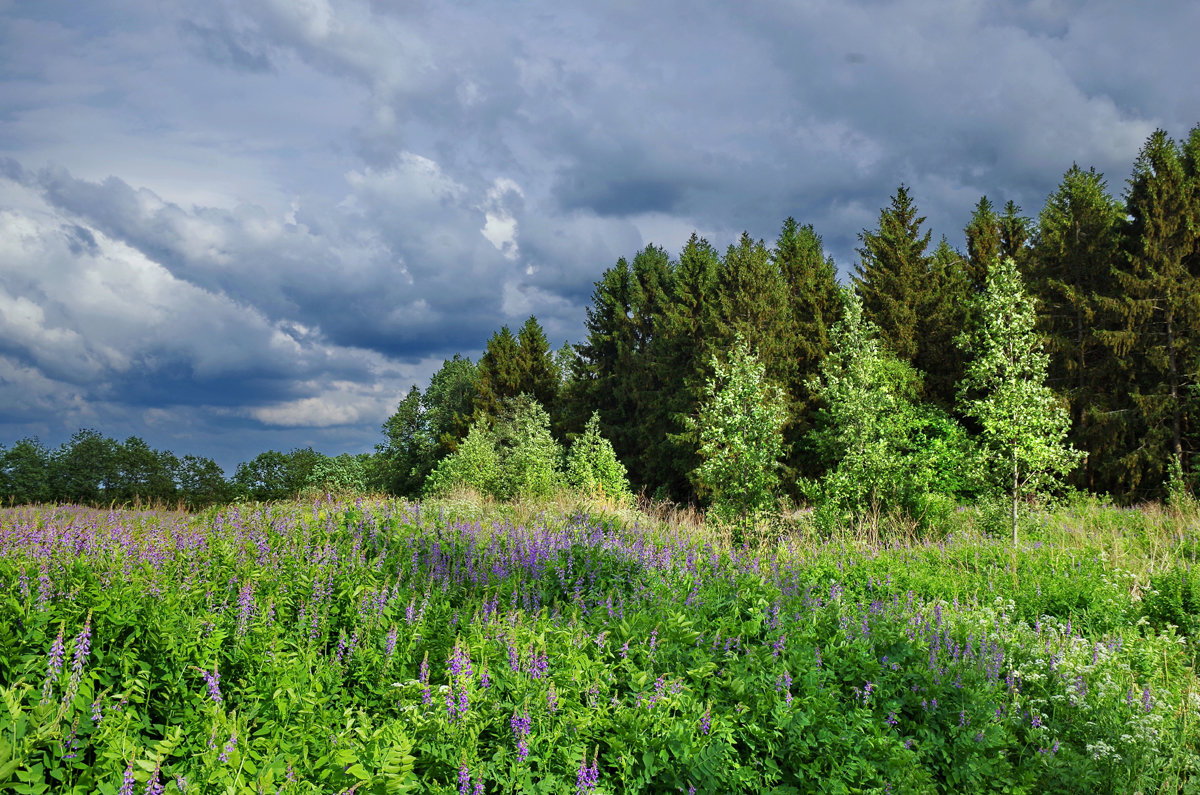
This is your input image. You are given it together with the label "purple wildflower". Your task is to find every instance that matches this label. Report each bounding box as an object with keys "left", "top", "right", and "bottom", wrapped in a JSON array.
[
  {"left": 547, "top": 682, "right": 559, "bottom": 712},
  {"left": 145, "top": 764, "right": 165, "bottom": 795},
  {"left": 700, "top": 706, "right": 711, "bottom": 735},
  {"left": 458, "top": 764, "right": 471, "bottom": 795},
  {"left": 1143, "top": 684, "right": 1154, "bottom": 712},
  {"left": 118, "top": 760, "right": 136, "bottom": 795},
  {"left": 42, "top": 623, "right": 65, "bottom": 703},
  {"left": 576, "top": 748, "right": 599, "bottom": 794},
  {"left": 218, "top": 732, "right": 237, "bottom": 764},
  {"left": 511, "top": 710, "right": 532, "bottom": 761},
  {"left": 200, "top": 663, "right": 222, "bottom": 706}
]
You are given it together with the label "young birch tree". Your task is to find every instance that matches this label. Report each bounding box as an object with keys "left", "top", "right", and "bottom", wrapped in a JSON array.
[{"left": 958, "top": 257, "right": 1082, "bottom": 542}]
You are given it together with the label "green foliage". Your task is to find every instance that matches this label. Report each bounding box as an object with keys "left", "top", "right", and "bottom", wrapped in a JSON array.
[
  {"left": 957, "top": 257, "right": 1083, "bottom": 542},
  {"left": 307, "top": 453, "right": 371, "bottom": 493},
  {"left": 804, "top": 290, "right": 976, "bottom": 531},
  {"left": 424, "top": 420, "right": 500, "bottom": 497},
  {"left": 426, "top": 395, "right": 565, "bottom": 500},
  {"left": 0, "top": 438, "right": 53, "bottom": 505},
  {"left": 232, "top": 447, "right": 326, "bottom": 502},
  {"left": 1102, "top": 127, "right": 1200, "bottom": 500},
  {"left": 964, "top": 195, "right": 1001, "bottom": 293},
  {"left": 1032, "top": 164, "right": 1128, "bottom": 494},
  {"left": 854, "top": 184, "right": 932, "bottom": 363},
  {"left": 565, "top": 412, "right": 631, "bottom": 503},
  {"left": 424, "top": 355, "right": 479, "bottom": 454},
  {"left": 475, "top": 318, "right": 562, "bottom": 428},
  {"left": 490, "top": 395, "right": 564, "bottom": 500},
  {"left": 1141, "top": 565, "right": 1200, "bottom": 638},
  {"left": 692, "top": 338, "right": 787, "bottom": 529},
  {"left": 377, "top": 387, "right": 435, "bottom": 497}
]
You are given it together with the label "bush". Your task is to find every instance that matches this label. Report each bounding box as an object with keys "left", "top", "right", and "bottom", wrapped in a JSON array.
[
  {"left": 424, "top": 422, "right": 500, "bottom": 497},
  {"left": 566, "top": 412, "right": 632, "bottom": 503}
]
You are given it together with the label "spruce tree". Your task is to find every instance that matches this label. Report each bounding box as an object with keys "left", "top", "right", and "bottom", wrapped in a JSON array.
[
  {"left": 854, "top": 185, "right": 932, "bottom": 363},
  {"left": 474, "top": 326, "right": 523, "bottom": 423},
  {"left": 648, "top": 234, "right": 721, "bottom": 500},
  {"left": 1031, "top": 164, "right": 1126, "bottom": 492},
  {"left": 964, "top": 196, "right": 1001, "bottom": 293},
  {"left": 569, "top": 246, "right": 671, "bottom": 491},
  {"left": 772, "top": 218, "right": 842, "bottom": 482},
  {"left": 692, "top": 337, "right": 788, "bottom": 533},
  {"left": 999, "top": 200, "right": 1033, "bottom": 268},
  {"left": 916, "top": 238, "right": 971, "bottom": 410},
  {"left": 516, "top": 315, "right": 561, "bottom": 413},
  {"left": 714, "top": 232, "right": 796, "bottom": 384},
  {"left": 1106, "top": 129, "right": 1200, "bottom": 497}
]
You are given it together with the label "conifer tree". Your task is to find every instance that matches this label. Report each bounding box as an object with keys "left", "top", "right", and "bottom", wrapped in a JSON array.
[
  {"left": 648, "top": 234, "right": 721, "bottom": 499},
  {"left": 917, "top": 238, "right": 971, "bottom": 410},
  {"left": 516, "top": 315, "right": 561, "bottom": 412},
  {"left": 1031, "top": 165, "right": 1126, "bottom": 491},
  {"left": 772, "top": 218, "right": 842, "bottom": 481},
  {"left": 854, "top": 185, "right": 932, "bottom": 363},
  {"left": 999, "top": 200, "right": 1033, "bottom": 268},
  {"left": 964, "top": 196, "right": 1001, "bottom": 293},
  {"left": 693, "top": 337, "right": 787, "bottom": 533},
  {"left": 1105, "top": 129, "right": 1200, "bottom": 496},
  {"left": 569, "top": 246, "right": 671, "bottom": 490},
  {"left": 474, "top": 326, "right": 523, "bottom": 422},
  {"left": 714, "top": 232, "right": 795, "bottom": 383},
  {"left": 566, "top": 412, "right": 632, "bottom": 502}
]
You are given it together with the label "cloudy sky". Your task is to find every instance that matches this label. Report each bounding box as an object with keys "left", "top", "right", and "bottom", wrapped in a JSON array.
[{"left": 1, "top": 0, "right": 1197, "bottom": 471}]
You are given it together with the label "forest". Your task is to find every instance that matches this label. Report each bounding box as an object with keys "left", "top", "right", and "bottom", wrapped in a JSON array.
[{"left": 2, "top": 125, "right": 1198, "bottom": 517}]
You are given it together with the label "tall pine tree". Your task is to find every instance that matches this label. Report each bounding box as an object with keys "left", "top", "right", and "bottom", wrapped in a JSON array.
[
  {"left": 916, "top": 238, "right": 971, "bottom": 410},
  {"left": 772, "top": 218, "right": 842, "bottom": 482},
  {"left": 964, "top": 196, "right": 1001, "bottom": 293},
  {"left": 569, "top": 246, "right": 672, "bottom": 490},
  {"left": 999, "top": 200, "right": 1032, "bottom": 268},
  {"left": 646, "top": 234, "right": 721, "bottom": 500},
  {"left": 474, "top": 325, "right": 523, "bottom": 423},
  {"left": 1031, "top": 164, "right": 1126, "bottom": 492},
  {"left": 1105, "top": 129, "right": 1200, "bottom": 498},
  {"left": 854, "top": 185, "right": 932, "bottom": 364}
]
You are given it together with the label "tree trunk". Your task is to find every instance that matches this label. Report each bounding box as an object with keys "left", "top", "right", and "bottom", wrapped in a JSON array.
[{"left": 1012, "top": 452, "right": 1019, "bottom": 545}]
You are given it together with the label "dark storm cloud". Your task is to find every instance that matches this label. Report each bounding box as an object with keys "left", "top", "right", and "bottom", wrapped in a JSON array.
[{"left": 1, "top": 0, "right": 1196, "bottom": 467}]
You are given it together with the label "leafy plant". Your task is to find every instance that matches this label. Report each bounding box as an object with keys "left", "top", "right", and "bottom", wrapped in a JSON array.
[
  {"left": 804, "top": 289, "right": 977, "bottom": 532},
  {"left": 957, "top": 257, "right": 1083, "bottom": 542},
  {"left": 691, "top": 337, "right": 787, "bottom": 532},
  {"left": 566, "top": 412, "right": 631, "bottom": 503}
]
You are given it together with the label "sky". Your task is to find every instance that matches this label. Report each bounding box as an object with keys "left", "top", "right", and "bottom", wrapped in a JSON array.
[{"left": 1, "top": 0, "right": 1198, "bottom": 472}]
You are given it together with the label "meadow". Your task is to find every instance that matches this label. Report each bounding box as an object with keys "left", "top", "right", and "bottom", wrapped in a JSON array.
[{"left": 2, "top": 496, "right": 1199, "bottom": 794}]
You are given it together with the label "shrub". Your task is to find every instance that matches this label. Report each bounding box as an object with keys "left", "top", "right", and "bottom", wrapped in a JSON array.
[{"left": 566, "top": 412, "right": 631, "bottom": 503}]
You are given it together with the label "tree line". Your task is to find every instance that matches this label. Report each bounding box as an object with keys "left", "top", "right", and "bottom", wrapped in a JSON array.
[
  {"left": 3, "top": 125, "right": 1197, "bottom": 510},
  {"left": 0, "top": 431, "right": 375, "bottom": 509},
  {"left": 391, "top": 125, "right": 1196, "bottom": 507}
]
